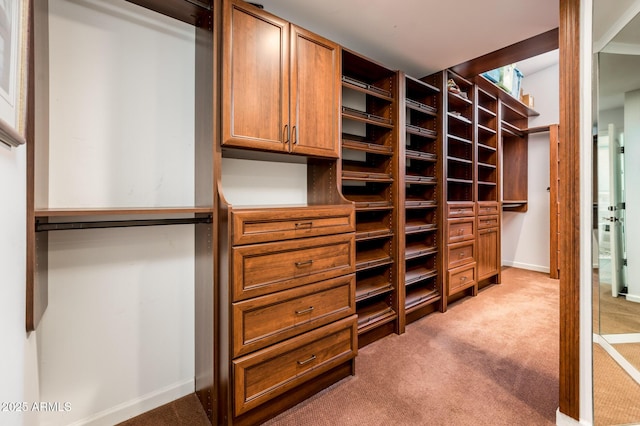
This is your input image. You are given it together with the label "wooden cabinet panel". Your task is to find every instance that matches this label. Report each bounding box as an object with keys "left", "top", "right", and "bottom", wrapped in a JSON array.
[
  {"left": 222, "top": 0, "right": 339, "bottom": 158},
  {"left": 447, "top": 241, "right": 475, "bottom": 269},
  {"left": 233, "top": 315, "right": 357, "bottom": 416},
  {"left": 448, "top": 263, "right": 476, "bottom": 296},
  {"left": 231, "top": 205, "right": 354, "bottom": 245},
  {"left": 232, "top": 233, "right": 355, "bottom": 300},
  {"left": 447, "top": 217, "right": 475, "bottom": 243},
  {"left": 290, "top": 25, "right": 340, "bottom": 158},
  {"left": 223, "top": 0, "right": 289, "bottom": 151},
  {"left": 232, "top": 275, "right": 355, "bottom": 356},
  {"left": 447, "top": 202, "right": 475, "bottom": 218},
  {"left": 477, "top": 215, "right": 499, "bottom": 229},
  {"left": 477, "top": 227, "right": 499, "bottom": 281},
  {"left": 477, "top": 202, "right": 499, "bottom": 216}
]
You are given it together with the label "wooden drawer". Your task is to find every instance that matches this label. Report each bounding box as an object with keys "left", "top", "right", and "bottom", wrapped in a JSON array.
[
  {"left": 232, "top": 275, "right": 355, "bottom": 357},
  {"left": 447, "top": 217, "right": 475, "bottom": 243},
  {"left": 477, "top": 215, "right": 499, "bottom": 229},
  {"left": 231, "top": 205, "right": 355, "bottom": 245},
  {"left": 477, "top": 202, "right": 500, "bottom": 216},
  {"left": 232, "top": 233, "right": 355, "bottom": 301},
  {"left": 447, "top": 202, "right": 475, "bottom": 218},
  {"left": 447, "top": 241, "right": 475, "bottom": 269},
  {"left": 233, "top": 315, "right": 357, "bottom": 416},
  {"left": 448, "top": 263, "right": 476, "bottom": 296}
]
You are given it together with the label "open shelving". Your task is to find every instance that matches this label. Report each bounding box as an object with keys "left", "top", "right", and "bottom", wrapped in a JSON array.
[
  {"left": 399, "top": 73, "right": 443, "bottom": 324},
  {"left": 340, "top": 49, "right": 399, "bottom": 346}
]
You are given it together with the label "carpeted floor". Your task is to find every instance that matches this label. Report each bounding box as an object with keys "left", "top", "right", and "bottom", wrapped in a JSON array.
[
  {"left": 593, "top": 344, "right": 640, "bottom": 426},
  {"left": 119, "top": 267, "right": 560, "bottom": 425}
]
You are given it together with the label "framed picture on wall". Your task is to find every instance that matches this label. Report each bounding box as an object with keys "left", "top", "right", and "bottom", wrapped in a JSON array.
[{"left": 0, "top": 0, "right": 29, "bottom": 148}]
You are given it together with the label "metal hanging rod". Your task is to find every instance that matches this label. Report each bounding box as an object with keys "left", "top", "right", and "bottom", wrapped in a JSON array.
[
  {"left": 36, "top": 215, "right": 212, "bottom": 232},
  {"left": 184, "top": 0, "right": 212, "bottom": 10}
]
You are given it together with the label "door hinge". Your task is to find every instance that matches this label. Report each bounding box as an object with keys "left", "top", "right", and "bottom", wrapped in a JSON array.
[
  {"left": 623, "top": 258, "right": 628, "bottom": 266},
  {"left": 619, "top": 146, "right": 625, "bottom": 154}
]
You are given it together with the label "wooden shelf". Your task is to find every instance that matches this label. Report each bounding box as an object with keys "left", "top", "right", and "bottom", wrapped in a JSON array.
[
  {"left": 34, "top": 206, "right": 212, "bottom": 217},
  {"left": 342, "top": 134, "right": 393, "bottom": 155},
  {"left": 405, "top": 287, "right": 440, "bottom": 310},
  {"left": 356, "top": 301, "right": 396, "bottom": 332},
  {"left": 356, "top": 274, "right": 394, "bottom": 302},
  {"left": 405, "top": 266, "right": 438, "bottom": 286},
  {"left": 342, "top": 106, "right": 394, "bottom": 128},
  {"left": 405, "top": 243, "right": 437, "bottom": 260},
  {"left": 342, "top": 75, "right": 393, "bottom": 101}
]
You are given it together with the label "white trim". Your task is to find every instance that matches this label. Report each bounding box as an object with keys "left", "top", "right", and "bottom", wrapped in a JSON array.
[
  {"left": 625, "top": 293, "right": 640, "bottom": 304},
  {"left": 601, "top": 41, "right": 640, "bottom": 55},
  {"left": 601, "top": 332, "right": 640, "bottom": 344},
  {"left": 500, "top": 260, "right": 550, "bottom": 274},
  {"left": 66, "top": 378, "right": 194, "bottom": 426},
  {"left": 593, "top": 0, "right": 640, "bottom": 53},
  {"left": 580, "top": 0, "right": 594, "bottom": 423},
  {"left": 556, "top": 408, "right": 592, "bottom": 426},
  {"left": 594, "top": 334, "right": 640, "bottom": 387}
]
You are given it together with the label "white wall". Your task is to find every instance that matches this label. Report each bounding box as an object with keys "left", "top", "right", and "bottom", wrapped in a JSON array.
[
  {"left": 501, "top": 59, "right": 559, "bottom": 273},
  {"left": 0, "top": 144, "right": 40, "bottom": 426},
  {"left": 38, "top": 1, "right": 196, "bottom": 425},
  {"left": 623, "top": 89, "right": 640, "bottom": 301}
]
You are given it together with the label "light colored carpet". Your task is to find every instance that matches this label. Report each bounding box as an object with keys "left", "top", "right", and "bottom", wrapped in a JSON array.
[{"left": 593, "top": 344, "right": 640, "bottom": 426}]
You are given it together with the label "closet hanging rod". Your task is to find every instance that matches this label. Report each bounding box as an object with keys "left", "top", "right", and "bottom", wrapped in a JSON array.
[
  {"left": 184, "top": 0, "right": 211, "bottom": 10},
  {"left": 35, "top": 216, "right": 212, "bottom": 232}
]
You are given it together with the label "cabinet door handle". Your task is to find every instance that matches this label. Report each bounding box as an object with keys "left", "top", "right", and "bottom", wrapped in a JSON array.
[
  {"left": 295, "top": 221, "right": 313, "bottom": 229},
  {"left": 292, "top": 125, "right": 298, "bottom": 144},
  {"left": 284, "top": 124, "right": 290, "bottom": 143},
  {"left": 295, "top": 260, "right": 314, "bottom": 267},
  {"left": 295, "top": 306, "right": 314, "bottom": 315},
  {"left": 297, "top": 354, "right": 317, "bottom": 366}
]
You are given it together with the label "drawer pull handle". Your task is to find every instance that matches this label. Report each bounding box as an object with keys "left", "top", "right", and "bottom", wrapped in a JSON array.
[
  {"left": 460, "top": 276, "right": 468, "bottom": 282},
  {"left": 295, "top": 221, "right": 313, "bottom": 229},
  {"left": 457, "top": 229, "right": 464, "bottom": 235},
  {"left": 297, "top": 354, "right": 316, "bottom": 366},
  {"left": 295, "top": 306, "right": 314, "bottom": 315},
  {"left": 459, "top": 252, "right": 465, "bottom": 258},
  {"left": 295, "top": 260, "right": 314, "bottom": 267}
]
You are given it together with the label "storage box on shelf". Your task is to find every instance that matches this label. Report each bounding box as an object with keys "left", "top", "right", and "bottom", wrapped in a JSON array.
[
  {"left": 340, "top": 48, "right": 400, "bottom": 347},
  {"left": 399, "top": 73, "right": 444, "bottom": 324}
]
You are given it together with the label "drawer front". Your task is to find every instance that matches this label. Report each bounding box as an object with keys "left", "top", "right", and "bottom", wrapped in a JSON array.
[
  {"left": 231, "top": 205, "right": 355, "bottom": 245},
  {"left": 477, "top": 202, "right": 499, "bottom": 216},
  {"left": 233, "top": 315, "right": 357, "bottom": 416},
  {"left": 447, "top": 202, "right": 475, "bottom": 218},
  {"left": 447, "top": 218, "right": 475, "bottom": 243},
  {"left": 477, "top": 215, "right": 499, "bottom": 229},
  {"left": 232, "top": 275, "right": 355, "bottom": 357},
  {"left": 233, "top": 233, "right": 355, "bottom": 300},
  {"left": 447, "top": 241, "right": 475, "bottom": 269},
  {"left": 448, "top": 263, "right": 476, "bottom": 296}
]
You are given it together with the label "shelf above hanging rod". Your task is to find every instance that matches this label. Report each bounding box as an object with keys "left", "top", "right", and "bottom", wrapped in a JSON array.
[{"left": 35, "top": 215, "right": 212, "bottom": 232}]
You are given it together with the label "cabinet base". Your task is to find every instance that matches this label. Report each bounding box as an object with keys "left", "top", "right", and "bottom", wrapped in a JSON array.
[{"left": 229, "top": 360, "right": 355, "bottom": 426}]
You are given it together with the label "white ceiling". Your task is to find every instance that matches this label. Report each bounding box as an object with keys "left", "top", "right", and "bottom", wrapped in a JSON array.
[{"left": 256, "top": 0, "right": 560, "bottom": 78}]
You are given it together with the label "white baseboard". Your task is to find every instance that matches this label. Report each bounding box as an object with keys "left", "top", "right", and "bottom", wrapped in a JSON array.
[
  {"left": 67, "top": 378, "right": 194, "bottom": 426},
  {"left": 625, "top": 293, "right": 640, "bottom": 304},
  {"left": 594, "top": 334, "right": 640, "bottom": 386},
  {"left": 556, "top": 408, "right": 592, "bottom": 426},
  {"left": 501, "top": 260, "right": 550, "bottom": 274}
]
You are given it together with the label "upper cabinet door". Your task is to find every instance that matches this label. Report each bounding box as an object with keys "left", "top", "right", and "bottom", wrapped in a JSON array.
[
  {"left": 222, "top": 0, "right": 290, "bottom": 152},
  {"left": 289, "top": 25, "right": 340, "bottom": 158}
]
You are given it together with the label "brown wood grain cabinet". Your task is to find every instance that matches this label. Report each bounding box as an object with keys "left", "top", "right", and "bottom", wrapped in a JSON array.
[
  {"left": 222, "top": 0, "right": 340, "bottom": 158},
  {"left": 340, "top": 48, "right": 400, "bottom": 346},
  {"left": 400, "top": 73, "right": 444, "bottom": 324},
  {"left": 211, "top": 204, "right": 357, "bottom": 425}
]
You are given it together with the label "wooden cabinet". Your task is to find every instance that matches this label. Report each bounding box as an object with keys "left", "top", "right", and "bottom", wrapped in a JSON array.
[
  {"left": 340, "top": 49, "right": 400, "bottom": 347},
  {"left": 477, "top": 227, "right": 500, "bottom": 281},
  {"left": 400, "top": 73, "right": 443, "bottom": 324},
  {"left": 222, "top": 0, "right": 340, "bottom": 158},
  {"left": 219, "top": 205, "right": 357, "bottom": 424}
]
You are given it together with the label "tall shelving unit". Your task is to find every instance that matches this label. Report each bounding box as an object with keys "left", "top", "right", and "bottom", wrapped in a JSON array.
[
  {"left": 429, "top": 70, "right": 479, "bottom": 301},
  {"left": 475, "top": 85, "right": 501, "bottom": 285},
  {"left": 340, "top": 49, "right": 400, "bottom": 347},
  {"left": 399, "top": 73, "right": 444, "bottom": 324}
]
